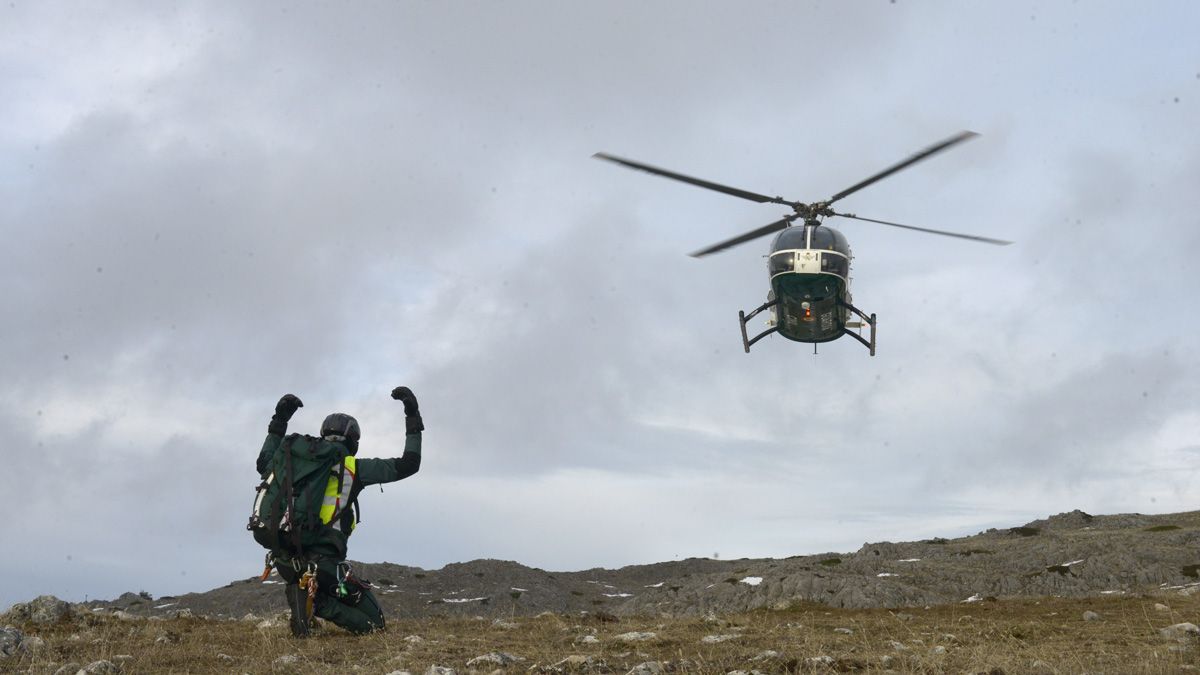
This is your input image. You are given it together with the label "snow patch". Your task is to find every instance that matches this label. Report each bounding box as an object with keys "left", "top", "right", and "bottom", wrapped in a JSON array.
[
  {"left": 603, "top": 593, "right": 633, "bottom": 598},
  {"left": 440, "top": 596, "right": 489, "bottom": 604},
  {"left": 510, "top": 587, "right": 528, "bottom": 592},
  {"left": 740, "top": 576, "right": 763, "bottom": 586},
  {"left": 898, "top": 558, "right": 921, "bottom": 563},
  {"left": 962, "top": 594, "right": 983, "bottom": 603},
  {"left": 877, "top": 573, "right": 899, "bottom": 578},
  {"left": 154, "top": 603, "right": 178, "bottom": 609},
  {"left": 645, "top": 582, "right": 664, "bottom": 588},
  {"left": 1062, "top": 559, "right": 1085, "bottom": 567}
]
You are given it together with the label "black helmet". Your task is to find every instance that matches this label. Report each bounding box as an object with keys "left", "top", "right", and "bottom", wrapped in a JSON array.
[{"left": 321, "top": 413, "right": 361, "bottom": 447}]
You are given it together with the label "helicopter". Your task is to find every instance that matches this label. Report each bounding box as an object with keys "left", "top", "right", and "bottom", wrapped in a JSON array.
[{"left": 594, "top": 131, "right": 1011, "bottom": 356}]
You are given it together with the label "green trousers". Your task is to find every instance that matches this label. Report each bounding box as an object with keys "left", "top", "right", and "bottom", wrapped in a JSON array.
[{"left": 275, "top": 559, "right": 384, "bottom": 635}]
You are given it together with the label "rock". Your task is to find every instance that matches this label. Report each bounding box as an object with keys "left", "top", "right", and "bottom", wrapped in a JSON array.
[
  {"left": 274, "top": 654, "right": 301, "bottom": 666},
  {"left": 492, "top": 619, "right": 518, "bottom": 629},
  {"left": 111, "top": 610, "right": 139, "bottom": 621},
  {"left": 5, "top": 595, "right": 73, "bottom": 624},
  {"left": 888, "top": 640, "right": 908, "bottom": 651},
  {"left": 1082, "top": 611, "right": 1101, "bottom": 621},
  {"left": 19, "top": 634, "right": 46, "bottom": 655},
  {"left": 466, "top": 652, "right": 520, "bottom": 667},
  {"left": 615, "top": 631, "right": 656, "bottom": 642},
  {"left": 752, "top": 650, "right": 779, "bottom": 661},
  {"left": 893, "top": 612, "right": 915, "bottom": 621},
  {"left": 115, "top": 592, "right": 145, "bottom": 607},
  {"left": 626, "top": 663, "right": 665, "bottom": 675},
  {"left": 931, "top": 645, "right": 947, "bottom": 655},
  {"left": 578, "top": 635, "right": 599, "bottom": 644},
  {"left": 32, "top": 596, "right": 72, "bottom": 623},
  {"left": 0, "top": 626, "right": 24, "bottom": 657},
  {"left": 257, "top": 618, "right": 281, "bottom": 629},
  {"left": 424, "top": 667, "right": 457, "bottom": 675},
  {"left": 385, "top": 671, "right": 414, "bottom": 675},
  {"left": 700, "top": 634, "right": 739, "bottom": 643},
  {"left": 113, "top": 654, "right": 133, "bottom": 662},
  {"left": 833, "top": 627, "right": 853, "bottom": 635},
  {"left": 403, "top": 634, "right": 424, "bottom": 643},
  {"left": 53, "top": 664, "right": 81, "bottom": 675},
  {"left": 217, "top": 654, "right": 235, "bottom": 663},
  {"left": 1156, "top": 603, "right": 1172, "bottom": 612},
  {"left": 241, "top": 613, "right": 259, "bottom": 622},
  {"left": 79, "top": 660, "right": 120, "bottom": 674},
  {"left": 554, "top": 655, "right": 601, "bottom": 668},
  {"left": 1160, "top": 623, "right": 1200, "bottom": 641},
  {"left": 806, "top": 656, "right": 834, "bottom": 667}
]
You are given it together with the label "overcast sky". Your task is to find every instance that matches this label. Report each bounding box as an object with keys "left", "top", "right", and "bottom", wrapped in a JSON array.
[{"left": 3, "top": 1, "right": 1199, "bottom": 609}]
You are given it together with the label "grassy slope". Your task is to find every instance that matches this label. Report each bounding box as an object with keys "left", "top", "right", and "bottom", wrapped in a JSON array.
[{"left": 8, "top": 593, "right": 1200, "bottom": 673}]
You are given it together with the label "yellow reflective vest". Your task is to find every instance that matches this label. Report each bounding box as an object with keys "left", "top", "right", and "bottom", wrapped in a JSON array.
[{"left": 319, "top": 456, "right": 357, "bottom": 533}]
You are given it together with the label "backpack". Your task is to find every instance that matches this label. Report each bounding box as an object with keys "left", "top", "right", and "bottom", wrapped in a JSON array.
[{"left": 248, "top": 433, "right": 357, "bottom": 560}]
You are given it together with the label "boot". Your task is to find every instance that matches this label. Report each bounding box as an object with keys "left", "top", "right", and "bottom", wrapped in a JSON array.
[{"left": 285, "top": 582, "right": 310, "bottom": 638}]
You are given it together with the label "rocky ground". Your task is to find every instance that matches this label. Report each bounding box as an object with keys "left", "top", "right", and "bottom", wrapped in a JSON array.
[
  {"left": 8, "top": 509, "right": 1200, "bottom": 673},
  {"left": 6, "top": 591, "right": 1200, "bottom": 673},
  {"left": 62, "top": 509, "right": 1200, "bottom": 621}
]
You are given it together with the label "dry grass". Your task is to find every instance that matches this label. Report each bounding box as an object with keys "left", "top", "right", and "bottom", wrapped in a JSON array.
[{"left": 8, "top": 594, "right": 1200, "bottom": 673}]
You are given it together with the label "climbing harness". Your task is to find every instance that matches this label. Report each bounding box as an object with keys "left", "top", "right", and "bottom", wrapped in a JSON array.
[
  {"left": 334, "top": 560, "right": 369, "bottom": 602},
  {"left": 299, "top": 561, "right": 318, "bottom": 620},
  {"left": 259, "top": 552, "right": 275, "bottom": 581}
]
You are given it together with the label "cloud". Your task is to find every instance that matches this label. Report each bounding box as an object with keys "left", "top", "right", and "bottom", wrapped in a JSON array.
[{"left": 3, "top": 1, "right": 1200, "bottom": 611}]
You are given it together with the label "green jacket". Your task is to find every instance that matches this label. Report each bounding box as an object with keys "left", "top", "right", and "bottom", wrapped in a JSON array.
[
  {"left": 255, "top": 423, "right": 421, "bottom": 559},
  {"left": 256, "top": 429, "right": 421, "bottom": 484}
]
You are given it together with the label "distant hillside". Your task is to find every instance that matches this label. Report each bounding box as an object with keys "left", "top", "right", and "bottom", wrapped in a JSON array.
[{"left": 77, "top": 510, "right": 1200, "bottom": 620}]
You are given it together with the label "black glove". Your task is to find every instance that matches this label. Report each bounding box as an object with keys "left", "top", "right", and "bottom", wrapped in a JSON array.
[
  {"left": 391, "top": 386, "right": 424, "bottom": 433},
  {"left": 274, "top": 394, "right": 304, "bottom": 421},
  {"left": 390, "top": 387, "right": 419, "bottom": 415},
  {"left": 269, "top": 394, "right": 303, "bottom": 435}
]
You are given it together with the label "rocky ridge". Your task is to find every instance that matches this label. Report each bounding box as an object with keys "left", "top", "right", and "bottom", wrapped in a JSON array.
[{"left": 45, "top": 510, "right": 1200, "bottom": 621}]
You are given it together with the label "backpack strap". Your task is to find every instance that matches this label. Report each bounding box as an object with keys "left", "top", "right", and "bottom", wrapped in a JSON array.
[{"left": 282, "top": 435, "right": 305, "bottom": 560}]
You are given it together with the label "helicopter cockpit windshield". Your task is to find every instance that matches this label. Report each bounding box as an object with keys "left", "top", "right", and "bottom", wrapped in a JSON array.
[{"left": 768, "top": 226, "right": 852, "bottom": 281}]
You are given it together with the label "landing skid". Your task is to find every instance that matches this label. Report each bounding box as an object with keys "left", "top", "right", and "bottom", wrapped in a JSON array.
[
  {"left": 738, "top": 299, "right": 778, "bottom": 353},
  {"left": 737, "top": 298, "right": 877, "bottom": 355},
  {"left": 839, "top": 299, "right": 877, "bottom": 356}
]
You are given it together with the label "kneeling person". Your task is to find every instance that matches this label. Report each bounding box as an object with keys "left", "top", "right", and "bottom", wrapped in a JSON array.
[{"left": 249, "top": 387, "right": 424, "bottom": 636}]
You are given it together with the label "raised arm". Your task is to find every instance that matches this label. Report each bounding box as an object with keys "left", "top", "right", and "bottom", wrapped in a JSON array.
[
  {"left": 357, "top": 386, "right": 424, "bottom": 486},
  {"left": 256, "top": 393, "right": 303, "bottom": 475}
]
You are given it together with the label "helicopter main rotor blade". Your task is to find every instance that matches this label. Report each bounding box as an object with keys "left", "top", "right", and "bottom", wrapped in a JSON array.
[
  {"left": 833, "top": 212, "right": 1012, "bottom": 245},
  {"left": 690, "top": 216, "right": 798, "bottom": 258},
  {"left": 593, "top": 152, "right": 792, "bottom": 206},
  {"left": 826, "top": 131, "right": 979, "bottom": 205}
]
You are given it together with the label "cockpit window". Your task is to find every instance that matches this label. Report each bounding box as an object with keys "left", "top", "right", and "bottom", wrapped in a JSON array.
[
  {"left": 810, "top": 227, "right": 849, "bottom": 253},
  {"left": 769, "top": 251, "right": 794, "bottom": 276}
]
